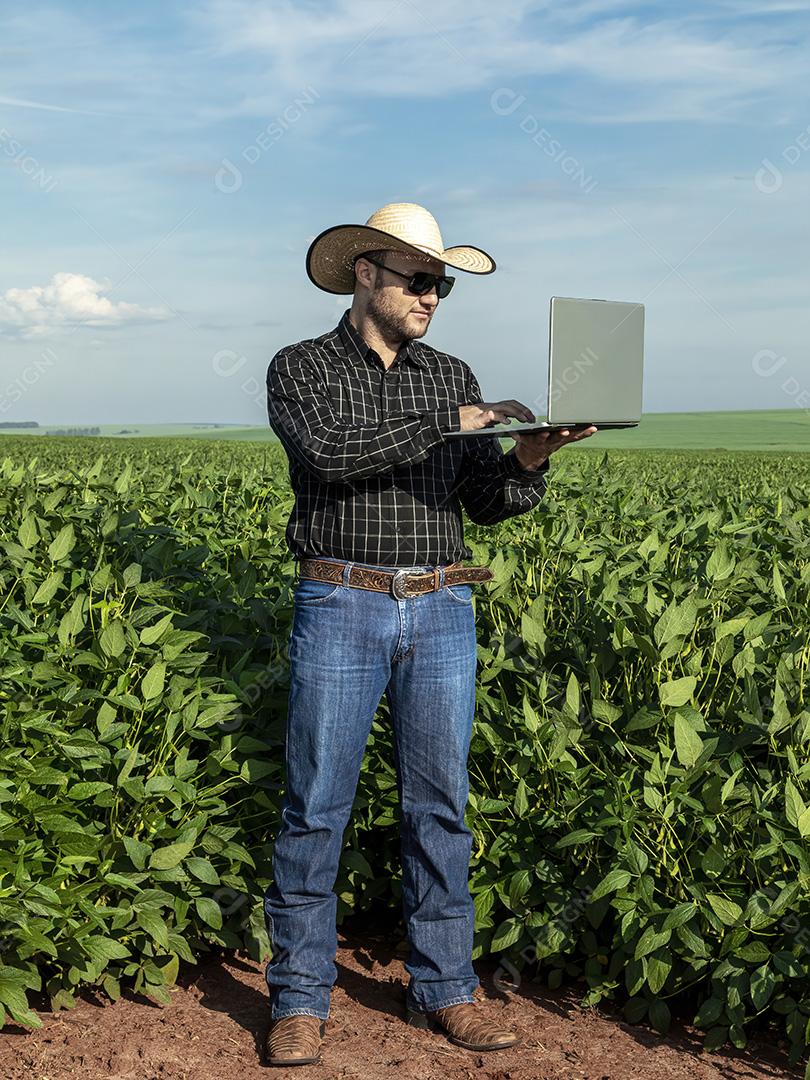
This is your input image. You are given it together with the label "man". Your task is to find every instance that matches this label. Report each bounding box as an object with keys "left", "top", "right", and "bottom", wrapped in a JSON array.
[{"left": 263, "top": 202, "right": 596, "bottom": 1067}]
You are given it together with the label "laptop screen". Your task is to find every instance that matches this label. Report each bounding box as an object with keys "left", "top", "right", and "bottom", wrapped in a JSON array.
[{"left": 547, "top": 297, "right": 644, "bottom": 424}]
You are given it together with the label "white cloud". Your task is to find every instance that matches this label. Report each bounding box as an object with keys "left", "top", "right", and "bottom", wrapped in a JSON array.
[
  {"left": 0, "top": 272, "right": 170, "bottom": 338},
  {"left": 0, "top": 94, "right": 109, "bottom": 116},
  {"left": 192, "top": 0, "right": 808, "bottom": 122}
]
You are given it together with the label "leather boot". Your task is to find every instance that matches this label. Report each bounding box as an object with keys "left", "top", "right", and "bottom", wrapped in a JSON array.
[
  {"left": 406, "top": 1001, "right": 520, "bottom": 1051},
  {"left": 264, "top": 1014, "right": 326, "bottom": 1066}
]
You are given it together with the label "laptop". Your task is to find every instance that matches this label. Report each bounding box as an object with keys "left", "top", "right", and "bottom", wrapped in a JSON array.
[{"left": 444, "top": 296, "right": 645, "bottom": 437}]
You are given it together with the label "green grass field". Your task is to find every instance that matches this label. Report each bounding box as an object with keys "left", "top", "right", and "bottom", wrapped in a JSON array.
[
  {"left": 0, "top": 423, "right": 246, "bottom": 439},
  {"left": 1, "top": 409, "right": 808, "bottom": 451}
]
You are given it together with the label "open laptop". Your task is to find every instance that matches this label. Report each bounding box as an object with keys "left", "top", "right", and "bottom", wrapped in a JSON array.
[{"left": 444, "top": 296, "right": 645, "bottom": 437}]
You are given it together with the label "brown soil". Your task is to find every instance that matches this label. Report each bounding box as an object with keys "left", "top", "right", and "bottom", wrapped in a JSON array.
[{"left": 0, "top": 921, "right": 802, "bottom": 1080}]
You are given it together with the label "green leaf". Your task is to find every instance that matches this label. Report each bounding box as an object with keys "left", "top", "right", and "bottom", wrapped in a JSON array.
[
  {"left": 117, "top": 744, "right": 140, "bottom": 785},
  {"left": 81, "top": 936, "right": 131, "bottom": 964},
  {"left": 648, "top": 997, "right": 671, "bottom": 1033},
  {"left": 477, "top": 798, "right": 508, "bottom": 814},
  {"left": 155, "top": 952, "right": 180, "bottom": 988},
  {"left": 136, "top": 908, "right": 170, "bottom": 949},
  {"left": 663, "top": 902, "right": 697, "bottom": 931},
  {"left": 114, "top": 460, "right": 133, "bottom": 494},
  {"left": 565, "top": 673, "right": 580, "bottom": 718},
  {"left": 673, "top": 709, "right": 704, "bottom": 767},
  {"left": 750, "top": 965, "right": 776, "bottom": 1011},
  {"left": 736, "top": 941, "right": 770, "bottom": 964},
  {"left": 623, "top": 996, "right": 648, "bottom": 1023},
  {"left": 695, "top": 995, "right": 725, "bottom": 1028},
  {"left": 48, "top": 523, "right": 76, "bottom": 562},
  {"left": 140, "top": 613, "right": 174, "bottom": 646},
  {"left": 520, "top": 607, "right": 545, "bottom": 650},
  {"left": 676, "top": 922, "right": 709, "bottom": 958},
  {"left": 555, "top": 829, "right": 598, "bottom": 848},
  {"left": 707, "top": 894, "right": 743, "bottom": 926},
  {"left": 32, "top": 570, "right": 63, "bottom": 605},
  {"left": 513, "top": 778, "right": 529, "bottom": 818},
  {"left": 123, "top": 562, "right": 143, "bottom": 588},
  {"left": 703, "top": 1026, "right": 729, "bottom": 1052},
  {"left": 507, "top": 869, "right": 532, "bottom": 909},
  {"left": 660, "top": 676, "right": 697, "bottom": 709},
  {"left": 141, "top": 661, "right": 166, "bottom": 701},
  {"left": 58, "top": 592, "right": 87, "bottom": 644},
  {"left": 17, "top": 515, "right": 39, "bottom": 549},
  {"left": 653, "top": 597, "right": 697, "bottom": 646},
  {"left": 635, "top": 925, "right": 671, "bottom": 959},
  {"left": 343, "top": 849, "right": 373, "bottom": 878},
  {"left": 720, "top": 768, "right": 742, "bottom": 805},
  {"left": 590, "top": 869, "right": 631, "bottom": 902},
  {"left": 784, "top": 777, "right": 805, "bottom": 827},
  {"left": 0, "top": 968, "right": 39, "bottom": 1021},
  {"left": 149, "top": 838, "right": 195, "bottom": 870},
  {"left": 67, "top": 781, "right": 113, "bottom": 800},
  {"left": 240, "top": 758, "right": 276, "bottom": 782},
  {"left": 473, "top": 887, "right": 494, "bottom": 924},
  {"left": 99, "top": 619, "right": 127, "bottom": 658},
  {"left": 491, "top": 916, "right": 523, "bottom": 951},
  {"left": 772, "top": 561, "right": 786, "bottom": 600},
  {"left": 706, "top": 540, "right": 735, "bottom": 581},
  {"left": 195, "top": 896, "right": 223, "bottom": 929},
  {"left": 186, "top": 857, "right": 220, "bottom": 885},
  {"left": 646, "top": 950, "right": 672, "bottom": 995}
]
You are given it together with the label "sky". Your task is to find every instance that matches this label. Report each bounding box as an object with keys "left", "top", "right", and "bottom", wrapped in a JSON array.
[{"left": 1, "top": 0, "right": 809, "bottom": 425}]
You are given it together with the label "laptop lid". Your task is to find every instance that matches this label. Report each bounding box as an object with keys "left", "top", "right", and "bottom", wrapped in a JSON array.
[{"left": 548, "top": 296, "right": 644, "bottom": 424}]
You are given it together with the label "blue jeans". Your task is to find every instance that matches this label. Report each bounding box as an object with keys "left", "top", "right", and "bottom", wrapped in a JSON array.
[{"left": 263, "top": 556, "right": 481, "bottom": 1020}]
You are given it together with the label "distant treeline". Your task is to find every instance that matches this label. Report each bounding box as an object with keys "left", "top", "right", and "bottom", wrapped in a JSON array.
[
  {"left": 44, "top": 427, "right": 102, "bottom": 436},
  {"left": 0, "top": 421, "right": 39, "bottom": 428}
]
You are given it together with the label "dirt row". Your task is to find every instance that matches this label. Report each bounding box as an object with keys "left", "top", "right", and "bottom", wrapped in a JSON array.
[{"left": 0, "top": 920, "right": 801, "bottom": 1079}]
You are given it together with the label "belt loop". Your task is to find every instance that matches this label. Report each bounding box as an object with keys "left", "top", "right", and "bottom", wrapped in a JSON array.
[
  {"left": 438, "top": 565, "right": 445, "bottom": 589},
  {"left": 342, "top": 560, "right": 354, "bottom": 586}
]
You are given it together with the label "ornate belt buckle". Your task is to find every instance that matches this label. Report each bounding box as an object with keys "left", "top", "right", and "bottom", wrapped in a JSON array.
[{"left": 391, "top": 569, "right": 415, "bottom": 600}]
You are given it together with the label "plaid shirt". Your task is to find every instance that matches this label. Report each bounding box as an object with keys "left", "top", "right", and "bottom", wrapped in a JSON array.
[{"left": 265, "top": 309, "right": 549, "bottom": 567}]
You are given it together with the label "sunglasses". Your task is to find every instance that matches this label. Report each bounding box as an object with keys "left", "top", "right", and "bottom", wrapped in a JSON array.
[{"left": 358, "top": 255, "right": 455, "bottom": 299}]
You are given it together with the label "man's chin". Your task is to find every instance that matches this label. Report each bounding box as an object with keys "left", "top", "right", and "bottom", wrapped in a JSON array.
[{"left": 407, "top": 313, "right": 431, "bottom": 336}]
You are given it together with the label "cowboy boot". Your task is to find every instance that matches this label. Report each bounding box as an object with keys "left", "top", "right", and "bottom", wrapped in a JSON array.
[
  {"left": 264, "top": 1014, "right": 326, "bottom": 1066},
  {"left": 406, "top": 1001, "right": 520, "bottom": 1051}
]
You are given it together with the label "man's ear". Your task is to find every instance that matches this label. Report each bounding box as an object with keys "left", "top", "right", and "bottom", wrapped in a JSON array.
[{"left": 354, "top": 256, "right": 376, "bottom": 290}]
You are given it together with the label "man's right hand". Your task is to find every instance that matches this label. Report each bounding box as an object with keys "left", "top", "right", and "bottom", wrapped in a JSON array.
[{"left": 457, "top": 400, "right": 536, "bottom": 432}]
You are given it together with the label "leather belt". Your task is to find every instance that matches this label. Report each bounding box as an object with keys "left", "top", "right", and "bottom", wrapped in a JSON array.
[{"left": 297, "top": 557, "right": 494, "bottom": 600}]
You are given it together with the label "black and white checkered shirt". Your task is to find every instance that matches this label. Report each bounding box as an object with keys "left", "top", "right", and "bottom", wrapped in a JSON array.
[{"left": 265, "top": 309, "right": 549, "bottom": 567}]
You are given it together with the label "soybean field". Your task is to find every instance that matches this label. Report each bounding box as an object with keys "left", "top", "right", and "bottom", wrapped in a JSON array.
[{"left": 0, "top": 437, "right": 809, "bottom": 1073}]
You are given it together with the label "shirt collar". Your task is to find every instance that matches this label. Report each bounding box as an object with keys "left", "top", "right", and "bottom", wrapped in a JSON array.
[{"left": 337, "top": 309, "right": 431, "bottom": 370}]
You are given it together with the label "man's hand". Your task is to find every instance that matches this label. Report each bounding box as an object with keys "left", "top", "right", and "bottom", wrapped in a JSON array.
[
  {"left": 457, "top": 399, "right": 598, "bottom": 468},
  {"left": 458, "top": 400, "right": 536, "bottom": 432},
  {"left": 510, "top": 424, "right": 597, "bottom": 471}
]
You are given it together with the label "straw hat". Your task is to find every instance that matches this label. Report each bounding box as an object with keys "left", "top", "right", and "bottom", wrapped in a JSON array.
[{"left": 305, "top": 202, "right": 496, "bottom": 294}]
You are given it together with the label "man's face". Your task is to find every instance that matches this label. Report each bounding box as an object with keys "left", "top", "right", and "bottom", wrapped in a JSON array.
[{"left": 361, "top": 248, "right": 447, "bottom": 341}]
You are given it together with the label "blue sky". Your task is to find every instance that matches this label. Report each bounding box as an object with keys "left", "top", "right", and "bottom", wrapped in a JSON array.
[{"left": 1, "top": 0, "right": 809, "bottom": 424}]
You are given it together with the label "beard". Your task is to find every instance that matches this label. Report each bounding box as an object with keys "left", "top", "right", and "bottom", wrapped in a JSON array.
[{"left": 365, "top": 285, "right": 430, "bottom": 342}]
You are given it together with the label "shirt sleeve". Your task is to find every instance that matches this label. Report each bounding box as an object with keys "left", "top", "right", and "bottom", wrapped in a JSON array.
[
  {"left": 266, "top": 347, "right": 460, "bottom": 482},
  {"left": 455, "top": 367, "right": 549, "bottom": 525}
]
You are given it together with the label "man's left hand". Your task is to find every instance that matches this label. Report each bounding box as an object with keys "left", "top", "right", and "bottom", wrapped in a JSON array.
[{"left": 510, "top": 424, "right": 598, "bottom": 471}]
